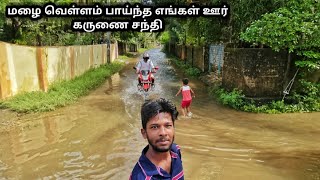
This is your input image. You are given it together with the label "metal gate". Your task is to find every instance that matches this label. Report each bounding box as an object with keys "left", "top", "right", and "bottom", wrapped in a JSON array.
[{"left": 209, "top": 45, "right": 224, "bottom": 75}]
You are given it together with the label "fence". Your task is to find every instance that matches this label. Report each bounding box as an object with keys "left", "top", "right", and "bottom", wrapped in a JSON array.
[
  {"left": 166, "top": 42, "right": 291, "bottom": 98},
  {"left": 222, "top": 48, "right": 288, "bottom": 97},
  {"left": 0, "top": 41, "right": 118, "bottom": 99},
  {"left": 166, "top": 43, "right": 223, "bottom": 73}
]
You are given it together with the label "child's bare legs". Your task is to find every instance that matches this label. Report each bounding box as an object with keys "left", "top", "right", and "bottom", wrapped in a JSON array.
[
  {"left": 187, "top": 106, "right": 192, "bottom": 117},
  {"left": 181, "top": 107, "right": 187, "bottom": 117},
  {"left": 187, "top": 106, "right": 191, "bottom": 113}
]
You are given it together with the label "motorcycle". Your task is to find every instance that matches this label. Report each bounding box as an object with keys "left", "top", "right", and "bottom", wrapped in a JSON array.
[{"left": 133, "top": 66, "right": 159, "bottom": 93}]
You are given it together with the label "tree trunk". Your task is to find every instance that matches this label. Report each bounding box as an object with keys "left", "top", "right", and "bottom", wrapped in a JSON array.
[
  {"left": 11, "top": 18, "right": 21, "bottom": 42},
  {"left": 11, "top": 20, "right": 15, "bottom": 41},
  {"left": 184, "top": 30, "right": 186, "bottom": 45},
  {"left": 37, "top": 34, "right": 42, "bottom": 46}
]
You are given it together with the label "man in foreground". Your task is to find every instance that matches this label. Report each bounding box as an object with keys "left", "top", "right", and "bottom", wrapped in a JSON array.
[{"left": 130, "top": 98, "right": 184, "bottom": 180}]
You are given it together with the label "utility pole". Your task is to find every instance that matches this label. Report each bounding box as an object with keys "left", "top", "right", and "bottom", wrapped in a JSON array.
[{"left": 107, "top": 32, "right": 111, "bottom": 64}]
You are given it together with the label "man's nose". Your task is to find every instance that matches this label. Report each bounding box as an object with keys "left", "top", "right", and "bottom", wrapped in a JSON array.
[{"left": 158, "top": 126, "right": 167, "bottom": 136}]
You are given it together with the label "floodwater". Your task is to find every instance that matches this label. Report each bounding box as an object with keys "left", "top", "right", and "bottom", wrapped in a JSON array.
[{"left": 0, "top": 48, "right": 319, "bottom": 180}]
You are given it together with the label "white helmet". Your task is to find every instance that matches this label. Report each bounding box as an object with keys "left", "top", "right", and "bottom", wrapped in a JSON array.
[{"left": 143, "top": 53, "right": 149, "bottom": 60}]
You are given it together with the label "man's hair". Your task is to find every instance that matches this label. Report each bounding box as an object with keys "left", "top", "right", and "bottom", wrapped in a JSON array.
[
  {"left": 141, "top": 98, "right": 179, "bottom": 129},
  {"left": 182, "top": 78, "right": 189, "bottom": 85}
]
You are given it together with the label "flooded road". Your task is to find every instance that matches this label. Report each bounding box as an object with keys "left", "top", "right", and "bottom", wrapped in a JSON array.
[{"left": 0, "top": 48, "right": 320, "bottom": 179}]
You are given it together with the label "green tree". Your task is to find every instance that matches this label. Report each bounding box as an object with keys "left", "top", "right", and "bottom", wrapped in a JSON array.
[
  {"left": 160, "top": 0, "right": 287, "bottom": 46},
  {"left": 241, "top": 0, "right": 320, "bottom": 108}
]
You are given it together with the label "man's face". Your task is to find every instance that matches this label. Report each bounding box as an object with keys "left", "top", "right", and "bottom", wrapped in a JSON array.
[{"left": 141, "top": 112, "right": 175, "bottom": 153}]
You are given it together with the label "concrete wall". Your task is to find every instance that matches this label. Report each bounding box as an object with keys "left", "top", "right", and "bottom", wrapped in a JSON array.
[
  {"left": 118, "top": 42, "right": 127, "bottom": 55},
  {"left": 167, "top": 43, "right": 205, "bottom": 72},
  {"left": 186, "top": 46, "right": 193, "bottom": 65},
  {"left": 222, "top": 48, "right": 288, "bottom": 98},
  {"left": 175, "top": 44, "right": 186, "bottom": 61},
  {"left": 166, "top": 42, "right": 293, "bottom": 98},
  {"left": 193, "top": 46, "right": 205, "bottom": 72},
  {"left": 0, "top": 41, "right": 118, "bottom": 99}
]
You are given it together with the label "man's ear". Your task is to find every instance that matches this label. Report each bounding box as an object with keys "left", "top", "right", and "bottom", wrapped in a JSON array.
[{"left": 141, "top": 128, "right": 147, "bottom": 139}]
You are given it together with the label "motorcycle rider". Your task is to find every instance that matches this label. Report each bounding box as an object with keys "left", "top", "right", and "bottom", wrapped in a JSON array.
[{"left": 135, "top": 52, "right": 156, "bottom": 87}]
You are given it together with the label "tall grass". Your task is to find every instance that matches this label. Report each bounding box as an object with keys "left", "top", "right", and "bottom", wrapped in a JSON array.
[
  {"left": 138, "top": 48, "right": 148, "bottom": 54},
  {"left": 0, "top": 62, "right": 124, "bottom": 113}
]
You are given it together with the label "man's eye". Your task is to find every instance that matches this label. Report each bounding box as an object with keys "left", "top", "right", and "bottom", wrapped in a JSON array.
[
  {"left": 166, "top": 125, "right": 173, "bottom": 128},
  {"left": 151, "top": 126, "right": 158, "bottom": 129}
]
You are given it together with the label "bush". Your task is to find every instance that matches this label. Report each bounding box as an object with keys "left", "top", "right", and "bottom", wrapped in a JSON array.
[
  {"left": 0, "top": 62, "right": 124, "bottom": 113},
  {"left": 209, "top": 86, "right": 320, "bottom": 113},
  {"left": 212, "top": 88, "right": 244, "bottom": 109},
  {"left": 170, "top": 56, "right": 202, "bottom": 77}
]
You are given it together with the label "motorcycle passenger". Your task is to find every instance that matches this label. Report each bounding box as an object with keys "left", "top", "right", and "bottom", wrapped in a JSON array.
[{"left": 135, "top": 52, "right": 156, "bottom": 87}]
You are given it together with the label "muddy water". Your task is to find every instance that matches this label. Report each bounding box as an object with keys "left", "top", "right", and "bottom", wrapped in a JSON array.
[{"left": 0, "top": 48, "right": 319, "bottom": 180}]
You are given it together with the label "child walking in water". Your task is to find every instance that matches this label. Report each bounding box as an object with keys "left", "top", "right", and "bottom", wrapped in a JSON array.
[{"left": 176, "top": 78, "right": 195, "bottom": 118}]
